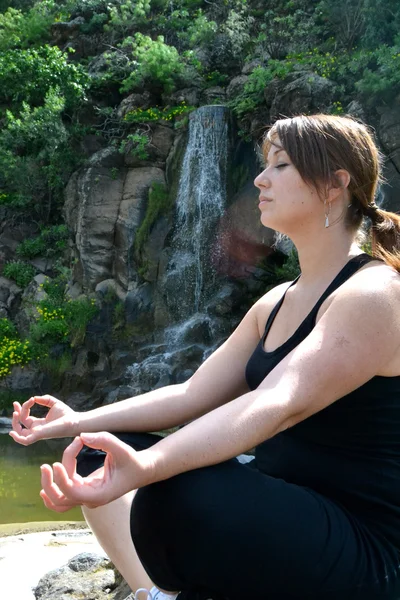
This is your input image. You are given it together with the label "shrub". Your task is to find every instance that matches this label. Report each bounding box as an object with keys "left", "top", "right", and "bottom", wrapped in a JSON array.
[
  {"left": 0, "top": 337, "right": 32, "bottom": 378},
  {"left": 120, "top": 33, "right": 185, "bottom": 94},
  {"left": 0, "top": 318, "right": 18, "bottom": 340},
  {"left": 0, "top": 89, "right": 82, "bottom": 218},
  {"left": 0, "top": 2, "right": 55, "bottom": 51},
  {"left": 119, "top": 132, "right": 150, "bottom": 159},
  {"left": 124, "top": 103, "right": 194, "bottom": 124},
  {"left": 0, "top": 45, "right": 88, "bottom": 109},
  {"left": 3, "top": 261, "right": 36, "bottom": 288},
  {"left": 16, "top": 225, "right": 69, "bottom": 259}
]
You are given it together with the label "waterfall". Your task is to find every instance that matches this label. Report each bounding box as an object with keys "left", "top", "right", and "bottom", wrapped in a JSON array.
[
  {"left": 127, "top": 105, "right": 231, "bottom": 391},
  {"left": 165, "top": 105, "right": 229, "bottom": 320}
]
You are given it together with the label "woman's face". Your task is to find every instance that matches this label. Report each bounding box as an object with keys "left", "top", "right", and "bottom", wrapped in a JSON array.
[{"left": 254, "top": 139, "right": 323, "bottom": 236}]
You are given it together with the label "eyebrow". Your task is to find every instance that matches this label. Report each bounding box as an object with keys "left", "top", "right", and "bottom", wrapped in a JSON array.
[{"left": 265, "top": 147, "right": 286, "bottom": 166}]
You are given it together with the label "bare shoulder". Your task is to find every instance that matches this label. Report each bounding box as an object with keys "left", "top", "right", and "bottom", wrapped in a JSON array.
[
  {"left": 253, "top": 281, "right": 294, "bottom": 337},
  {"left": 322, "top": 261, "right": 400, "bottom": 376},
  {"left": 331, "top": 261, "right": 400, "bottom": 307}
]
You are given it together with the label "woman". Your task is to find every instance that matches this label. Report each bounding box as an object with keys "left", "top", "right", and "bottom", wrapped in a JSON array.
[{"left": 10, "top": 114, "right": 400, "bottom": 600}]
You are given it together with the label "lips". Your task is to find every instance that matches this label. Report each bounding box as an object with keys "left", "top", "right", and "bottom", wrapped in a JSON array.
[{"left": 258, "top": 196, "right": 273, "bottom": 204}]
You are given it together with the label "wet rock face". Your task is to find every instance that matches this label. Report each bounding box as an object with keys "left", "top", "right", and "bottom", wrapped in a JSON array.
[
  {"left": 379, "top": 103, "right": 400, "bottom": 212},
  {"left": 64, "top": 148, "right": 166, "bottom": 293},
  {"left": 268, "top": 72, "right": 335, "bottom": 121},
  {"left": 34, "top": 552, "right": 131, "bottom": 600}
]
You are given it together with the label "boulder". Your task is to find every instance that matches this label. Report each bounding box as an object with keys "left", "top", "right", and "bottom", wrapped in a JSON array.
[
  {"left": 268, "top": 72, "right": 336, "bottom": 120},
  {"left": 0, "top": 276, "right": 22, "bottom": 311},
  {"left": 116, "top": 92, "right": 154, "bottom": 119},
  {"left": 379, "top": 104, "right": 400, "bottom": 173},
  {"left": 34, "top": 552, "right": 123, "bottom": 600},
  {"left": 163, "top": 87, "right": 201, "bottom": 107},
  {"left": 0, "top": 365, "right": 45, "bottom": 396},
  {"left": 378, "top": 103, "right": 400, "bottom": 213},
  {"left": 65, "top": 151, "right": 166, "bottom": 292},
  {"left": 124, "top": 125, "right": 175, "bottom": 168},
  {"left": 114, "top": 167, "right": 166, "bottom": 290},
  {"left": 202, "top": 86, "right": 227, "bottom": 104},
  {"left": 51, "top": 17, "right": 85, "bottom": 44},
  {"left": 226, "top": 75, "right": 249, "bottom": 101}
]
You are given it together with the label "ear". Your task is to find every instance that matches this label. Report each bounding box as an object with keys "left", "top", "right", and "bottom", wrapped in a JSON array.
[{"left": 327, "top": 169, "right": 351, "bottom": 202}]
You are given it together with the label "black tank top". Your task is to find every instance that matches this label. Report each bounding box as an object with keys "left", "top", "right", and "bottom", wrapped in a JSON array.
[{"left": 245, "top": 254, "right": 400, "bottom": 549}]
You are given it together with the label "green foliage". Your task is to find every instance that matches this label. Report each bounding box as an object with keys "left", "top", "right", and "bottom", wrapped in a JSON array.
[
  {"left": 0, "top": 318, "right": 18, "bottom": 340},
  {"left": 0, "top": 337, "right": 31, "bottom": 378},
  {"left": 353, "top": 46, "right": 400, "bottom": 105},
  {"left": 124, "top": 103, "right": 194, "bottom": 123},
  {"left": 32, "top": 290, "right": 98, "bottom": 349},
  {"left": 3, "top": 261, "right": 36, "bottom": 288},
  {"left": 273, "top": 249, "right": 301, "bottom": 282},
  {"left": 0, "top": 45, "right": 88, "bottom": 109},
  {"left": 228, "top": 65, "right": 282, "bottom": 118},
  {"left": 0, "top": 88, "right": 82, "bottom": 218},
  {"left": 16, "top": 225, "right": 69, "bottom": 259},
  {"left": 120, "top": 33, "right": 185, "bottom": 94},
  {"left": 30, "top": 315, "right": 69, "bottom": 345},
  {"left": 107, "top": 0, "right": 151, "bottom": 33},
  {"left": 0, "top": 389, "right": 28, "bottom": 412},
  {"left": 186, "top": 10, "right": 217, "bottom": 48},
  {"left": 0, "top": 2, "right": 55, "bottom": 51},
  {"left": 135, "top": 182, "right": 172, "bottom": 257},
  {"left": 119, "top": 133, "right": 150, "bottom": 159}
]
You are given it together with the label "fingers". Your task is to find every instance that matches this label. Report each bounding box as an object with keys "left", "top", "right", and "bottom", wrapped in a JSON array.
[
  {"left": 40, "top": 464, "right": 77, "bottom": 508},
  {"left": 62, "top": 437, "right": 84, "bottom": 479},
  {"left": 40, "top": 490, "right": 77, "bottom": 513},
  {"left": 28, "top": 395, "right": 58, "bottom": 409},
  {"left": 19, "top": 398, "right": 37, "bottom": 423},
  {"left": 80, "top": 431, "right": 130, "bottom": 456}
]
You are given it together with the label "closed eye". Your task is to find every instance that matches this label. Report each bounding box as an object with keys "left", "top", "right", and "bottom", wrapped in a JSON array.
[{"left": 275, "top": 163, "right": 288, "bottom": 169}]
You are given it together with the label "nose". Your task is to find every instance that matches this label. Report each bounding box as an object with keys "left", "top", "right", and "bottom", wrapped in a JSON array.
[{"left": 254, "top": 168, "right": 270, "bottom": 190}]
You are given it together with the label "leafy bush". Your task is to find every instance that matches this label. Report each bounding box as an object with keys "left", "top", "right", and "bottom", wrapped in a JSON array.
[
  {"left": 353, "top": 46, "right": 400, "bottom": 105},
  {"left": 0, "top": 88, "right": 82, "bottom": 218},
  {"left": 124, "top": 103, "right": 194, "bottom": 123},
  {"left": 229, "top": 65, "right": 283, "bottom": 119},
  {"left": 16, "top": 225, "right": 69, "bottom": 259},
  {"left": 0, "top": 45, "right": 88, "bottom": 109},
  {"left": 0, "top": 337, "right": 31, "bottom": 378},
  {"left": 0, "top": 318, "right": 18, "bottom": 340},
  {"left": 29, "top": 317, "right": 69, "bottom": 345},
  {"left": 119, "top": 133, "right": 150, "bottom": 159},
  {"left": 32, "top": 283, "right": 98, "bottom": 349},
  {"left": 3, "top": 261, "right": 36, "bottom": 288},
  {"left": 107, "top": 0, "right": 151, "bottom": 32},
  {"left": 120, "top": 33, "right": 185, "bottom": 94},
  {"left": 0, "top": 2, "right": 55, "bottom": 51}
]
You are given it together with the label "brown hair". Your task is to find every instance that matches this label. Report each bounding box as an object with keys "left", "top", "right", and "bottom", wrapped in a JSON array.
[{"left": 263, "top": 114, "right": 400, "bottom": 272}]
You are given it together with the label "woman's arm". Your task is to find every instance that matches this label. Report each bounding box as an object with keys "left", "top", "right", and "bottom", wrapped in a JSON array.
[
  {"left": 43, "top": 270, "right": 400, "bottom": 507},
  {"left": 141, "top": 269, "right": 400, "bottom": 483}
]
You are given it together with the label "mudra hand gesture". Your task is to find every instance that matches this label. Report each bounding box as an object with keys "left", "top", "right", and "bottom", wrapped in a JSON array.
[
  {"left": 10, "top": 395, "right": 78, "bottom": 445},
  {"left": 40, "top": 432, "right": 151, "bottom": 512}
]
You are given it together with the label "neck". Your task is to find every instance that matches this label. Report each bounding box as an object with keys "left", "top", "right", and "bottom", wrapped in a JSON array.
[{"left": 288, "top": 225, "right": 361, "bottom": 285}]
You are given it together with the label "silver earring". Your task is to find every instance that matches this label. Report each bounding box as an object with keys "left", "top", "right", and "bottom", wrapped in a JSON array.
[{"left": 324, "top": 200, "right": 331, "bottom": 228}]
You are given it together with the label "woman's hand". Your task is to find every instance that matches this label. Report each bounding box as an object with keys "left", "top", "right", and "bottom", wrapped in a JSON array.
[
  {"left": 40, "top": 432, "right": 154, "bottom": 511},
  {"left": 10, "top": 395, "right": 79, "bottom": 445}
]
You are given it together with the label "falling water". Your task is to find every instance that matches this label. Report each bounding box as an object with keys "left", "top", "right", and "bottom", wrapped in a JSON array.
[
  {"left": 165, "top": 105, "right": 229, "bottom": 319},
  {"left": 127, "top": 106, "right": 231, "bottom": 391}
]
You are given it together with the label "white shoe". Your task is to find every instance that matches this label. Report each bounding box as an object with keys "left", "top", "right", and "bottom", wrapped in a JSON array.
[{"left": 128, "top": 586, "right": 180, "bottom": 600}]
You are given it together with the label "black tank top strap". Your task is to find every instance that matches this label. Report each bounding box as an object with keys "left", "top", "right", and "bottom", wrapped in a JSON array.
[
  {"left": 306, "top": 253, "right": 377, "bottom": 324},
  {"left": 263, "top": 274, "right": 301, "bottom": 333},
  {"left": 263, "top": 253, "right": 376, "bottom": 336}
]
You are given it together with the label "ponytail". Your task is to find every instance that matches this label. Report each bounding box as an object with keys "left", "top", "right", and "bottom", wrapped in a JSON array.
[{"left": 370, "top": 208, "right": 400, "bottom": 272}]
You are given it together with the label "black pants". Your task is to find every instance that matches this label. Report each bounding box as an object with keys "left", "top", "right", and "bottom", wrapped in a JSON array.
[{"left": 77, "top": 432, "right": 400, "bottom": 600}]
